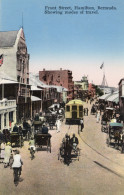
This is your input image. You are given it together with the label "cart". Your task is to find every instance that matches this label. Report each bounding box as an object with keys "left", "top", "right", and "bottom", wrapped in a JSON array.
[
  {"left": 34, "top": 133, "right": 52, "bottom": 153},
  {"left": 10, "top": 132, "right": 23, "bottom": 147},
  {"left": 58, "top": 137, "right": 80, "bottom": 163},
  {"left": 106, "top": 122, "right": 123, "bottom": 150}
]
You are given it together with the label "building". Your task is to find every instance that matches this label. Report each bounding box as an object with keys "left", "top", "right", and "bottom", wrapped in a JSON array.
[
  {"left": 88, "top": 83, "right": 96, "bottom": 98},
  {"left": 0, "top": 28, "right": 31, "bottom": 122},
  {"left": 74, "top": 75, "right": 89, "bottom": 100},
  {"left": 0, "top": 98, "right": 16, "bottom": 131},
  {"left": 39, "top": 68, "right": 74, "bottom": 100},
  {"left": 30, "top": 73, "right": 68, "bottom": 115},
  {"left": 119, "top": 78, "right": 124, "bottom": 121}
]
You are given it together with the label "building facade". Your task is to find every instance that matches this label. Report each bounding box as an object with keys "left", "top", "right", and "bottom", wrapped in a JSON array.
[
  {"left": 39, "top": 68, "right": 74, "bottom": 100},
  {"left": 119, "top": 78, "right": 124, "bottom": 121},
  {"left": 0, "top": 99, "right": 16, "bottom": 131},
  {"left": 0, "top": 28, "right": 31, "bottom": 122}
]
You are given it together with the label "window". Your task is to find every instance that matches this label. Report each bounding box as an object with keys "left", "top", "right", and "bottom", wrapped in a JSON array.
[
  {"left": 66, "top": 106, "right": 70, "bottom": 112},
  {"left": 9, "top": 112, "right": 13, "bottom": 122},
  {"left": 79, "top": 106, "right": 83, "bottom": 111},
  {"left": 4, "top": 113, "right": 6, "bottom": 127},
  {"left": 72, "top": 106, "right": 77, "bottom": 110}
]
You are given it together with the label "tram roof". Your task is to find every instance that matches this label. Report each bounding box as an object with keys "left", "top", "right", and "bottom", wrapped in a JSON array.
[{"left": 66, "top": 99, "right": 84, "bottom": 106}]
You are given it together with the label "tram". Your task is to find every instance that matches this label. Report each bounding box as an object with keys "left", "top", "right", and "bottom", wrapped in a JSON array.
[{"left": 65, "top": 99, "right": 84, "bottom": 124}]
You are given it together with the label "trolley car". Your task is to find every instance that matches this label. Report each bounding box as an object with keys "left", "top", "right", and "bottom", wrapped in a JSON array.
[{"left": 65, "top": 99, "right": 84, "bottom": 125}]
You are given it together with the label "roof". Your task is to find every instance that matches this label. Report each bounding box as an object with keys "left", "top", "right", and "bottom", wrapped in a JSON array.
[
  {"left": 0, "top": 72, "right": 18, "bottom": 84},
  {"left": 31, "top": 86, "right": 42, "bottom": 91},
  {"left": 0, "top": 31, "right": 18, "bottom": 47},
  {"left": 99, "top": 93, "right": 111, "bottom": 100},
  {"left": 106, "top": 93, "right": 119, "bottom": 102},
  {"left": 31, "top": 95, "right": 41, "bottom": 101},
  {"left": 109, "top": 122, "right": 123, "bottom": 127},
  {"left": 0, "top": 78, "right": 18, "bottom": 84},
  {"left": 66, "top": 99, "right": 84, "bottom": 106},
  {"left": 50, "top": 85, "right": 68, "bottom": 92},
  {"left": 29, "top": 73, "right": 50, "bottom": 89}
]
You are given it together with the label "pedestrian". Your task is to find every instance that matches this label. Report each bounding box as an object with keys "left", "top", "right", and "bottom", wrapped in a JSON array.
[
  {"left": 56, "top": 119, "right": 61, "bottom": 133},
  {"left": 42, "top": 124, "right": 49, "bottom": 134},
  {"left": 80, "top": 118, "right": 84, "bottom": 132},
  {"left": 12, "top": 150, "right": 23, "bottom": 186},
  {"left": 96, "top": 110, "right": 100, "bottom": 123},
  {"left": 0, "top": 142, "right": 5, "bottom": 161},
  {"left": 4, "top": 142, "right": 12, "bottom": 168},
  {"left": 87, "top": 108, "right": 89, "bottom": 116},
  {"left": 29, "top": 136, "right": 35, "bottom": 159}
]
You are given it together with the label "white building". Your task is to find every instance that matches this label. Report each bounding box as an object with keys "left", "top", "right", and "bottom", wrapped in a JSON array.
[{"left": 0, "top": 98, "right": 16, "bottom": 131}]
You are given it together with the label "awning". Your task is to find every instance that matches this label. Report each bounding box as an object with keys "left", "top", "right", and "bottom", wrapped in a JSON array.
[
  {"left": 99, "top": 94, "right": 111, "bottom": 100},
  {"left": 31, "top": 86, "right": 42, "bottom": 91},
  {"left": 31, "top": 95, "right": 41, "bottom": 101},
  {"left": 0, "top": 78, "right": 18, "bottom": 84},
  {"left": 106, "top": 93, "right": 119, "bottom": 102}
]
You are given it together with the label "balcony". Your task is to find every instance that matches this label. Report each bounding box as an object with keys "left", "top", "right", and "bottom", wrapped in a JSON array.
[{"left": 0, "top": 99, "right": 16, "bottom": 110}]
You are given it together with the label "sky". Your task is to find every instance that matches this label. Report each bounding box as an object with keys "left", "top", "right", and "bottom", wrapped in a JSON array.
[{"left": 0, "top": 0, "right": 124, "bottom": 87}]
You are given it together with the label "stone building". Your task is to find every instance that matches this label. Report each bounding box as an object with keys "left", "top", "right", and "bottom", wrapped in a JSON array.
[
  {"left": 39, "top": 68, "right": 74, "bottom": 100},
  {"left": 0, "top": 28, "right": 31, "bottom": 122}
]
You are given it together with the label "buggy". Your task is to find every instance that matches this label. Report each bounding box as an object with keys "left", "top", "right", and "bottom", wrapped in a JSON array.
[
  {"left": 10, "top": 132, "right": 23, "bottom": 147},
  {"left": 34, "top": 133, "right": 52, "bottom": 153},
  {"left": 106, "top": 122, "right": 123, "bottom": 152},
  {"left": 45, "top": 114, "right": 57, "bottom": 129},
  {"left": 58, "top": 136, "right": 80, "bottom": 163}
]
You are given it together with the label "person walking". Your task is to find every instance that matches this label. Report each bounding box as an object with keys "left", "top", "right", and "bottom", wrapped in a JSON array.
[
  {"left": 12, "top": 150, "right": 23, "bottom": 186},
  {"left": 96, "top": 110, "right": 101, "bottom": 123},
  {"left": 4, "top": 142, "right": 12, "bottom": 168},
  {"left": 80, "top": 118, "right": 84, "bottom": 132},
  {"left": 29, "top": 136, "right": 35, "bottom": 160},
  {"left": 56, "top": 119, "right": 61, "bottom": 133}
]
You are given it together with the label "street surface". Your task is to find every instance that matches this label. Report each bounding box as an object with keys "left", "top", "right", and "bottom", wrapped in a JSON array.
[{"left": 1, "top": 101, "right": 124, "bottom": 195}]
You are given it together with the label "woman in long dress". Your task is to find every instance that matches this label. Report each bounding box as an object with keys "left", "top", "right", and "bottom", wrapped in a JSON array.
[
  {"left": 96, "top": 110, "right": 100, "bottom": 123},
  {"left": 56, "top": 119, "right": 61, "bottom": 133},
  {"left": 4, "top": 142, "right": 12, "bottom": 168},
  {"left": 0, "top": 142, "right": 5, "bottom": 159}
]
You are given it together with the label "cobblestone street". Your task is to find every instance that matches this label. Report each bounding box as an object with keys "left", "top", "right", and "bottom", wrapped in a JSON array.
[{"left": 1, "top": 102, "right": 124, "bottom": 195}]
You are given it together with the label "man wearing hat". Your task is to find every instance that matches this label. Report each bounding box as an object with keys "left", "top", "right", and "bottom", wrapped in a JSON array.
[{"left": 4, "top": 142, "right": 12, "bottom": 168}]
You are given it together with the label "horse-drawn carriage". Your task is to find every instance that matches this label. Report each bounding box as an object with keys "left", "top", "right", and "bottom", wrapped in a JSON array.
[
  {"left": 90, "top": 105, "right": 97, "bottom": 115},
  {"left": 106, "top": 122, "right": 124, "bottom": 152},
  {"left": 10, "top": 132, "right": 23, "bottom": 147},
  {"left": 33, "top": 120, "right": 43, "bottom": 133},
  {"left": 34, "top": 133, "right": 52, "bottom": 153},
  {"left": 58, "top": 134, "right": 80, "bottom": 165},
  {"left": 22, "top": 121, "right": 32, "bottom": 140},
  {"left": 45, "top": 114, "right": 57, "bottom": 129}
]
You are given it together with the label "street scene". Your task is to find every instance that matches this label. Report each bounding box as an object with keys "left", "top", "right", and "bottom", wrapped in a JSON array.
[
  {"left": 1, "top": 0, "right": 124, "bottom": 194},
  {"left": 1, "top": 100, "right": 124, "bottom": 195}
]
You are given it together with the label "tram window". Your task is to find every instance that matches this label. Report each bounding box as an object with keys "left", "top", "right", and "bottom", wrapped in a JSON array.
[
  {"left": 66, "top": 106, "right": 70, "bottom": 112},
  {"left": 79, "top": 106, "right": 83, "bottom": 111},
  {"left": 79, "top": 112, "right": 83, "bottom": 117},
  {"left": 72, "top": 106, "right": 77, "bottom": 110}
]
